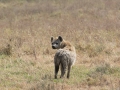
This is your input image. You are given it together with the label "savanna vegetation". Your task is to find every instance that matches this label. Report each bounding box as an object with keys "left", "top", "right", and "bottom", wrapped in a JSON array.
[{"left": 0, "top": 0, "right": 120, "bottom": 90}]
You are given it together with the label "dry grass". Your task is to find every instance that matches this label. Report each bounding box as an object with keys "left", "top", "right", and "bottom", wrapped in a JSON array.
[{"left": 0, "top": 0, "right": 120, "bottom": 90}]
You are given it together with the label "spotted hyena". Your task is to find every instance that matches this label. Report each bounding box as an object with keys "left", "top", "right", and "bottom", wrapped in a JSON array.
[{"left": 51, "top": 36, "right": 76, "bottom": 79}]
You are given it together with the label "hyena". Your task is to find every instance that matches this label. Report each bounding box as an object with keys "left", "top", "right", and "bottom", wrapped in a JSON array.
[{"left": 51, "top": 36, "right": 76, "bottom": 79}]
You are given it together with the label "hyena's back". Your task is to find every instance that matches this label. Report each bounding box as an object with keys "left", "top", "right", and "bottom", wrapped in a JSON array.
[
  {"left": 54, "top": 49, "right": 76, "bottom": 78},
  {"left": 54, "top": 49, "right": 76, "bottom": 66}
]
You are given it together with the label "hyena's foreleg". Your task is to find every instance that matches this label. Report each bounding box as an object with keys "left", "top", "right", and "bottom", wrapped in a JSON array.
[
  {"left": 55, "top": 64, "right": 59, "bottom": 79},
  {"left": 54, "top": 58, "right": 60, "bottom": 79}
]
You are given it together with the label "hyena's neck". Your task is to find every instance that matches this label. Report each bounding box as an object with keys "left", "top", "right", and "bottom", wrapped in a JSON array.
[
  {"left": 60, "top": 40, "right": 75, "bottom": 52},
  {"left": 60, "top": 40, "right": 68, "bottom": 48}
]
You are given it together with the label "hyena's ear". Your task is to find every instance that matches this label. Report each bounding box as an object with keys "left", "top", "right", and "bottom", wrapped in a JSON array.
[
  {"left": 58, "top": 36, "right": 63, "bottom": 42},
  {"left": 51, "top": 37, "right": 53, "bottom": 42}
]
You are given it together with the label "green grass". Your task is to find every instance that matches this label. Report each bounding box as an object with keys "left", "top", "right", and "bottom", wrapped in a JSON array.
[
  {"left": 0, "top": 55, "right": 47, "bottom": 89},
  {"left": 0, "top": 55, "right": 92, "bottom": 89},
  {"left": 52, "top": 65, "right": 90, "bottom": 84},
  {"left": 0, "top": 55, "right": 120, "bottom": 89}
]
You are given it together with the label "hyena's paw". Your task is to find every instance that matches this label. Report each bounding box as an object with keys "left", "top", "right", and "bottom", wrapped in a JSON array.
[
  {"left": 55, "top": 75, "right": 57, "bottom": 79},
  {"left": 67, "top": 75, "right": 70, "bottom": 79},
  {"left": 60, "top": 75, "right": 65, "bottom": 79}
]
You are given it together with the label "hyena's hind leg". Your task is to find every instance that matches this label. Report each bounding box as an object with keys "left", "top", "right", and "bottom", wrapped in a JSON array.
[
  {"left": 67, "top": 64, "right": 72, "bottom": 79},
  {"left": 60, "top": 60, "right": 67, "bottom": 78}
]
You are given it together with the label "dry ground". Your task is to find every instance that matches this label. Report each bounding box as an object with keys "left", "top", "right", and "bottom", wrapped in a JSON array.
[{"left": 0, "top": 0, "right": 120, "bottom": 90}]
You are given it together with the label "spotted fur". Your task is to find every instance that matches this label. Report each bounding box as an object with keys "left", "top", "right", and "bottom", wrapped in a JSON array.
[{"left": 51, "top": 36, "right": 76, "bottom": 79}]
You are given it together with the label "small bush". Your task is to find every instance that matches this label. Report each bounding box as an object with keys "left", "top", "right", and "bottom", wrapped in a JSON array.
[{"left": 0, "top": 44, "right": 12, "bottom": 55}]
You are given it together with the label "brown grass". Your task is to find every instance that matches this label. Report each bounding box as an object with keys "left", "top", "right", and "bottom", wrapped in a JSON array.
[{"left": 0, "top": 0, "right": 120, "bottom": 90}]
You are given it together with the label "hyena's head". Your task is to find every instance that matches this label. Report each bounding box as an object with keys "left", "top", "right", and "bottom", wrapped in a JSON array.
[{"left": 51, "top": 36, "right": 63, "bottom": 49}]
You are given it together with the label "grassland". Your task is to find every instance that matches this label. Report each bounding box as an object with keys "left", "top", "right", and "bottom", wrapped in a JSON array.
[{"left": 0, "top": 0, "right": 120, "bottom": 90}]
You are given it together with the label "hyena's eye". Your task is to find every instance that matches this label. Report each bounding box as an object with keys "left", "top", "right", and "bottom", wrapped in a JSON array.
[{"left": 56, "top": 43, "right": 58, "bottom": 45}]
